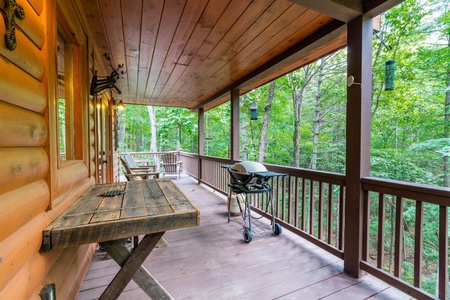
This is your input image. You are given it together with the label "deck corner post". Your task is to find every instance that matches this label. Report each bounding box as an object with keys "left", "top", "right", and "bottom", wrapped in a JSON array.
[
  {"left": 230, "top": 89, "right": 240, "bottom": 162},
  {"left": 344, "top": 14, "right": 373, "bottom": 278},
  {"left": 198, "top": 107, "right": 204, "bottom": 184}
]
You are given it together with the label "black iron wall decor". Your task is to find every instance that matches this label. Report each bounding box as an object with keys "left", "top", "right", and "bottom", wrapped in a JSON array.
[
  {"left": 1, "top": 0, "right": 25, "bottom": 51},
  {"left": 90, "top": 53, "right": 125, "bottom": 95}
]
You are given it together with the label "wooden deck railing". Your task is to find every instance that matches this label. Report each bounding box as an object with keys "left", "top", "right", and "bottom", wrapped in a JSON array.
[
  {"left": 361, "top": 177, "right": 449, "bottom": 300},
  {"left": 129, "top": 152, "right": 448, "bottom": 299},
  {"left": 179, "top": 153, "right": 346, "bottom": 258}
]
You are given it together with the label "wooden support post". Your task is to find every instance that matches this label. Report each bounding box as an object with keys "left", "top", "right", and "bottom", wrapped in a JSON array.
[
  {"left": 198, "top": 107, "right": 204, "bottom": 184},
  {"left": 230, "top": 89, "right": 240, "bottom": 162},
  {"left": 344, "top": 15, "right": 373, "bottom": 277}
]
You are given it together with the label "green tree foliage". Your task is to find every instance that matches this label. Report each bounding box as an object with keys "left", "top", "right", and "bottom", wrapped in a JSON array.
[
  {"left": 119, "top": 105, "right": 197, "bottom": 153},
  {"left": 204, "top": 102, "right": 230, "bottom": 158}
]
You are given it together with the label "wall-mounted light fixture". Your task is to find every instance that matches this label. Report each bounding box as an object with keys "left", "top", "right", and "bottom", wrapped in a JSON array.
[
  {"left": 250, "top": 102, "right": 258, "bottom": 120},
  {"left": 111, "top": 97, "right": 126, "bottom": 110},
  {"left": 117, "top": 100, "right": 126, "bottom": 110}
]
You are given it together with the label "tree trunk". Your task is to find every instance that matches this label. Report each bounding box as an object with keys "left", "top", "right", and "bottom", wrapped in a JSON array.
[
  {"left": 291, "top": 66, "right": 314, "bottom": 168},
  {"left": 311, "top": 59, "right": 325, "bottom": 170},
  {"left": 293, "top": 87, "right": 304, "bottom": 168},
  {"left": 444, "top": 33, "right": 450, "bottom": 187},
  {"left": 117, "top": 113, "right": 126, "bottom": 148},
  {"left": 147, "top": 106, "right": 159, "bottom": 166},
  {"left": 241, "top": 112, "right": 248, "bottom": 161},
  {"left": 147, "top": 106, "right": 157, "bottom": 152},
  {"left": 258, "top": 81, "right": 275, "bottom": 163},
  {"left": 135, "top": 107, "right": 142, "bottom": 151}
]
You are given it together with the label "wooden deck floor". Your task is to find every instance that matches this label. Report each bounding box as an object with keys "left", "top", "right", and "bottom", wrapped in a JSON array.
[{"left": 78, "top": 176, "right": 412, "bottom": 300}]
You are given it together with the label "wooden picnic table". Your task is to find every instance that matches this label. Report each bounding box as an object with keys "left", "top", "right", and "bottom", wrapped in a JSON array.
[{"left": 42, "top": 179, "right": 200, "bottom": 300}]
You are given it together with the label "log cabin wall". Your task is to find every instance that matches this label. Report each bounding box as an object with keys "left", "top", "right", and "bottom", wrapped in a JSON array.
[{"left": 0, "top": 0, "right": 108, "bottom": 298}]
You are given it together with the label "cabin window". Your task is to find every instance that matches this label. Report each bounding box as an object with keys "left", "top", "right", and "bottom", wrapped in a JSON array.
[{"left": 56, "top": 22, "right": 83, "bottom": 162}]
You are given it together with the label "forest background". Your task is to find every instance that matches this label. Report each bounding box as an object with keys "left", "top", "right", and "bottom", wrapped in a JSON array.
[{"left": 117, "top": 0, "right": 449, "bottom": 295}]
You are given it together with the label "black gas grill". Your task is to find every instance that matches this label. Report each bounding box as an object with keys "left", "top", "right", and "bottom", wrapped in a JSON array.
[{"left": 222, "top": 161, "right": 286, "bottom": 242}]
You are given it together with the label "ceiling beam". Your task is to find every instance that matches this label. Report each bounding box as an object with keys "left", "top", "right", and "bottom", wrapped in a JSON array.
[
  {"left": 363, "top": 0, "right": 405, "bottom": 18},
  {"left": 288, "top": 0, "right": 362, "bottom": 22},
  {"left": 289, "top": 0, "right": 405, "bottom": 22}
]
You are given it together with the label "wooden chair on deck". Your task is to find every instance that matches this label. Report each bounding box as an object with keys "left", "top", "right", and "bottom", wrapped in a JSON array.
[
  {"left": 160, "top": 152, "right": 182, "bottom": 179},
  {"left": 120, "top": 155, "right": 159, "bottom": 181},
  {"left": 123, "top": 153, "right": 157, "bottom": 171}
]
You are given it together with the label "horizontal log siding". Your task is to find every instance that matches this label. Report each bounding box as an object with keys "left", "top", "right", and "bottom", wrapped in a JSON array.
[
  {"left": 0, "top": 0, "right": 95, "bottom": 299},
  {"left": 0, "top": 58, "right": 46, "bottom": 113},
  {"left": 54, "top": 162, "right": 89, "bottom": 200},
  {"left": 0, "top": 16, "right": 45, "bottom": 80},
  {"left": 0, "top": 102, "right": 48, "bottom": 147},
  {"left": 0, "top": 147, "right": 49, "bottom": 194},
  {"left": 56, "top": 244, "right": 96, "bottom": 299},
  {"left": 0, "top": 249, "right": 64, "bottom": 300},
  {"left": 28, "top": 0, "right": 44, "bottom": 15},
  {"left": 0, "top": 178, "right": 93, "bottom": 296},
  {"left": 0, "top": 180, "right": 49, "bottom": 242}
]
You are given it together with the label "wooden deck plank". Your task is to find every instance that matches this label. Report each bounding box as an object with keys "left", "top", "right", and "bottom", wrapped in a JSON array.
[{"left": 79, "top": 175, "right": 410, "bottom": 300}]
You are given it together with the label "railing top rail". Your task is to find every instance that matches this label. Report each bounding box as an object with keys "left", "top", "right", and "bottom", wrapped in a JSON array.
[
  {"left": 196, "top": 155, "right": 345, "bottom": 185},
  {"left": 198, "top": 155, "right": 233, "bottom": 164},
  {"left": 179, "top": 152, "right": 198, "bottom": 158},
  {"left": 362, "top": 176, "right": 450, "bottom": 206},
  {"left": 119, "top": 151, "right": 178, "bottom": 156},
  {"left": 264, "top": 163, "right": 345, "bottom": 185}
]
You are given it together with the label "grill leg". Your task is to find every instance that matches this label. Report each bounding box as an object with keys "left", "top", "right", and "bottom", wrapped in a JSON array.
[
  {"left": 227, "top": 190, "right": 232, "bottom": 223},
  {"left": 246, "top": 193, "right": 252, "bottom": 233}
]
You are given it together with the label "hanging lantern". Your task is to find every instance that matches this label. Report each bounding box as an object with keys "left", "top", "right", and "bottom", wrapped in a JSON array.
[
  {"left": 250, "top": 102, "right": 258, "bottom": 120},
  {"left": 385, "top": 60, "right": 395, "bottom": 91}
]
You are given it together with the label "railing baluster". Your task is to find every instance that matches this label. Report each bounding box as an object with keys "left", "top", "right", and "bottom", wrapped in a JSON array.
[
  {"left": 413, "top": 200, "right": 423, "bottom": 288},
  {"left": 294, "top": 177, "right": 299, "bottom": 228},
  {"left": 302, "top": 178, "right": 307, "bottom": 231},
  {"left": 394, "top": 196, "right": 403, "bottom": 278},
  {"left": 318, "top": 181, "right": 324, "bottom": 240},
  {"left": 309, "top": 180, "right": 315, "bottom": 235},
  {"left": 438, "top": 205, "right": 448, "bottom": 300},
  {"left": 327, "top": 183, "right": 333, "bottom": 245},
  {"left": 339, "top": 186, "right": 344, "bottom": 250},
  {"left": 362, "top": 190, "right": 369, "bottom": 261},
  {"left": 377, "top": 193, "right": 385, "bottom": 269}
]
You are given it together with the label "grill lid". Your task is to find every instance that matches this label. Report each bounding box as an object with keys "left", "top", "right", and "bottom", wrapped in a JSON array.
[{"left": 231, "top": 161, "right": 267, "bottom": 175}]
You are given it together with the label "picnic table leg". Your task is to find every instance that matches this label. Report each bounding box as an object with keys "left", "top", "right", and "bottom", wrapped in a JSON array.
[{"left": 98, "top": 232, "right": 173, "bottom": 300}]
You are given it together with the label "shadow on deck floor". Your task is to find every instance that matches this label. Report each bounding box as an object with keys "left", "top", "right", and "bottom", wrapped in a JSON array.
[{"left": 78, "top": 175, "right": 413, "bottom": 300}]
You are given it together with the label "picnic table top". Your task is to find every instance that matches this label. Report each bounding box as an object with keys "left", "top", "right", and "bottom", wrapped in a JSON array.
[{"left": 42, "top": 179, "right": 200, "bottom": 251}]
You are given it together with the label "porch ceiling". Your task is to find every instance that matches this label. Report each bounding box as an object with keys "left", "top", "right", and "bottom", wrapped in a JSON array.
[{"left": 79, "top": 0, "right": 402, "bottom": 111}]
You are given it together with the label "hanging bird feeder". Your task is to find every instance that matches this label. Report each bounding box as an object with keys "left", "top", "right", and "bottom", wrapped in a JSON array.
[
  {"left": 250, "top": 102, "right": 258, "bottom": 120},
  {"left": 385, "top": 60, "right": 395, "bottom": 91}
]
